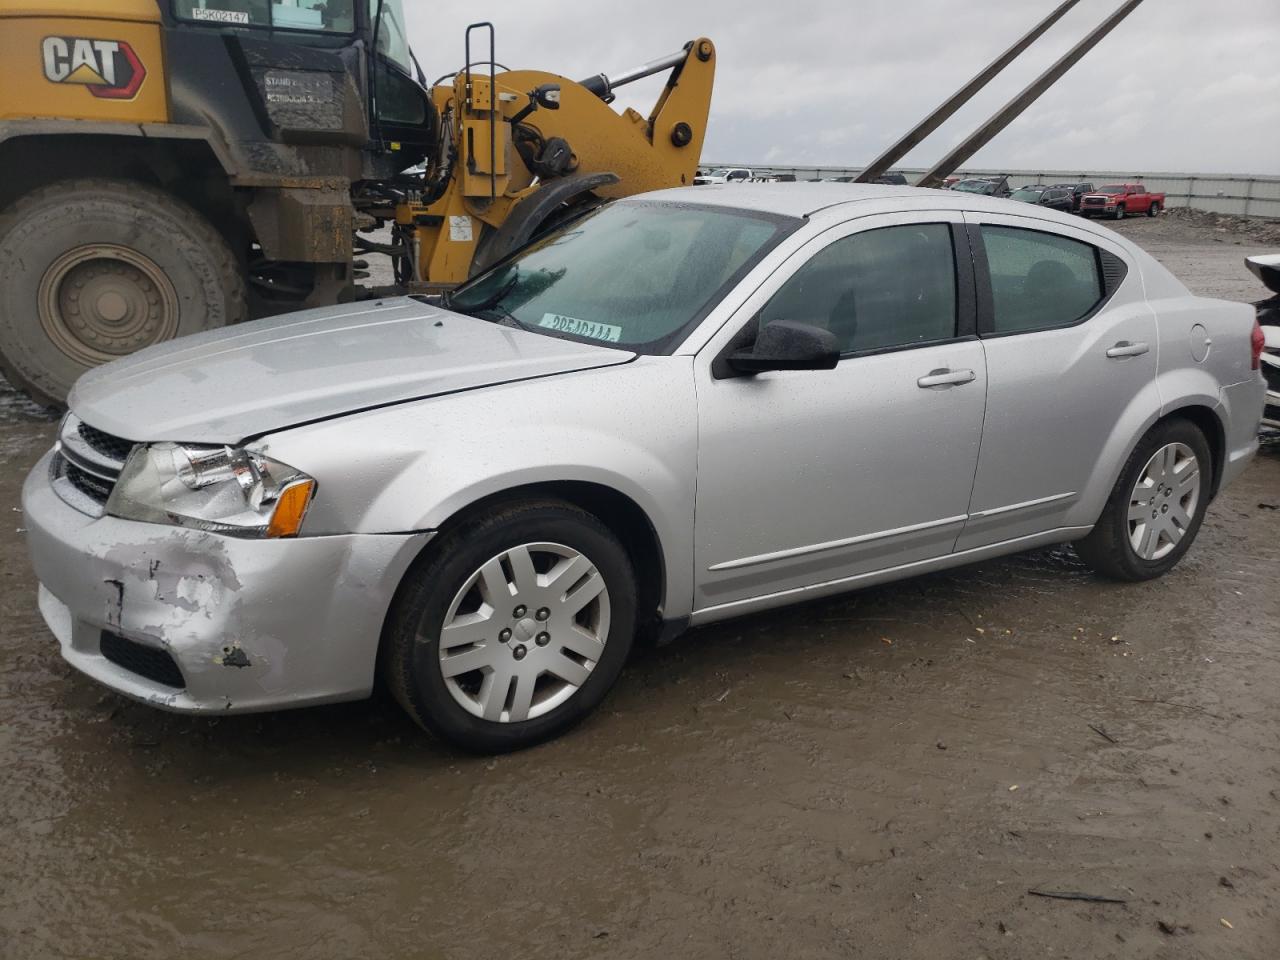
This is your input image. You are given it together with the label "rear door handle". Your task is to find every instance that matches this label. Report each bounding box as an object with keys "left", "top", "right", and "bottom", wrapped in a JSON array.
[
  {"left": 917, "top": 368, "right": 976, "bottom": 388},
  {"left": 1106, "top": 340, "right": 1150, "bottom": 358}
]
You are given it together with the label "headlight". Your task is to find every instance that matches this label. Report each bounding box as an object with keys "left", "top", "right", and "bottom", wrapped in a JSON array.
[{"left": 106, "top": 443, "right": 315, "bottom": 538}]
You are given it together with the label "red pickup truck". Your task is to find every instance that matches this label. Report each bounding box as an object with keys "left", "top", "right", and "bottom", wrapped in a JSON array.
[{"left": 1079, "top": 183, "right": 1165, "bottom": 219}]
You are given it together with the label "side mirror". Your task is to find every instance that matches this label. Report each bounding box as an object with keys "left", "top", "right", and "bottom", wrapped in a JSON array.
[{"left": 727, "top": 320, "right": 840, "bottom": 374}]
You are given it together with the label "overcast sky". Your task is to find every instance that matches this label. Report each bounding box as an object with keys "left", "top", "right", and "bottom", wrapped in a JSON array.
[{"left": 404, "top": 0, "right": 1279, "bottom": 175}]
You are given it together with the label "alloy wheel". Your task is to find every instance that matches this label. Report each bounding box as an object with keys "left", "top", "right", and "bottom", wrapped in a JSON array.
[
  {"left": 1128, "top": 442, "right": 1201, "bottom": 560},
  {"left": 435, "top": 542, "right": 611, "bottom": 723}
]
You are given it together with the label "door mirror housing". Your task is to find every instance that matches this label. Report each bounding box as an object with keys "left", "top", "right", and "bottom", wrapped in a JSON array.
[{"left": 727, "top": 320, "right": 840, "bottom": 374}]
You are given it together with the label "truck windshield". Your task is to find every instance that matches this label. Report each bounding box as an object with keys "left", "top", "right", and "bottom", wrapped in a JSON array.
[
  {"left": 173, "top": 1, "right": 355, "bottom": 32},
  {"left": 1098, "top": 184, "right": 1129, "bottom": 193},
  {"left": 445, "top": 201, "right": 799, "bottom": 355}
]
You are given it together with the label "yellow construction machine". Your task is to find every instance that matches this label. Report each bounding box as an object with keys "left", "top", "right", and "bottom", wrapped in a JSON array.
[{"left": 0, "top": 1, "right": 715, "bottom": 405}]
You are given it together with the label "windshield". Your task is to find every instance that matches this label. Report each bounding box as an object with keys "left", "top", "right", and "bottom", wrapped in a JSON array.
[
  {"left": 373, "top": 0, "right": 412, "bottom": 71},
  {"left": 1011, "top": 188, "right": 1043, "bottom": 201},
  {"left": 174, "top": 0, "right": 355, "bottom": 32},
  {"left": 445, "top": 201, "right": 797, "bottom": 354},
  {"left": 1098, "top": 184, "right": 1128, "bottom": 193}
]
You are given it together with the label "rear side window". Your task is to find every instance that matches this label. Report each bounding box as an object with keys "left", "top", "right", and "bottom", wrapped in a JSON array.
[
  {"left": 981, "top": 226, "right": 1104, "bottom": 334},
  {"left": 761, "top": 223, "right": 957, "bottom": 354}
]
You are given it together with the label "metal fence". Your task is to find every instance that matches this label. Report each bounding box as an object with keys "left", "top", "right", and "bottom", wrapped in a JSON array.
[{"left": 703, "top": 165, "right": 1280, "bottom": 219}]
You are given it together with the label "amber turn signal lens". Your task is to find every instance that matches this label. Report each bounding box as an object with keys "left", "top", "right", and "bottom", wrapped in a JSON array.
[{"left": 266, "top": 479, "right": 315, "bottom": 538}]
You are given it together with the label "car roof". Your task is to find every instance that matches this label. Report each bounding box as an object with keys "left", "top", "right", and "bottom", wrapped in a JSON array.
[
  {"left": 629, "top": 182, "right": 1142, "bottom": 247},
  {"left": 640, "top": 182, "right": 939, "bottom": 217}
]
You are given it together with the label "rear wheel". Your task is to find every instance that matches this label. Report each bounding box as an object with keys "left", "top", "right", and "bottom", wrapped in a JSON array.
[
  {"left": 0, "top": 178, "right": 245, "bottom": 407},
  {"left": 1074, "top": 419, "right": 1212, "bottom": 581},
  {"left": 384, "top": 500, "right": 637, "bottom": 752}
]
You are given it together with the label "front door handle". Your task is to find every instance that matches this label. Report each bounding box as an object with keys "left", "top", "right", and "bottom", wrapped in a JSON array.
[
  {"left": 1106, "top": 340, "right": 1150, "bottom": 359},
  {"left": 917, "top": 368, "right": 976, "bottom": 388}
]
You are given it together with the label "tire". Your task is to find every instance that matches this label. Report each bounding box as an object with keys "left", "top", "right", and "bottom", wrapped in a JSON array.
[
  {"left": 0, "top": 178, "right": 246, "bottom": 407},
  {"left": 1148, "top": 202, "right": 1160, "bottom": 217},
  {"left": 1113, "top": 204, "right": 1125, "bottom": 220},
  {"left": 1074, "top": 418, "right": 1213, "bottom": 581},
  {"left": 384, "top": 499, "right": 637, "bottom": 752}
]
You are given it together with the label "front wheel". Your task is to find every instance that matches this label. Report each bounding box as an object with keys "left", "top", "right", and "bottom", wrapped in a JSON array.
[
  {"left": 1074, "top": 419, "right": 1212, "bottom": 581},
  {"left": 384, "top": 500, "right": 637, "bottom": 752},
  {"left": 1148, "top": 202, "right": 1160, "bottom": 217},
  {"left": 1113, "top": 204, "right": 1126, "bottom": 220}
]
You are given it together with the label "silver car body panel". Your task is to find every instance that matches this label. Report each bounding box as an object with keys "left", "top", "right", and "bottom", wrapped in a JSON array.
[
  {"left": 690, "top": 209, "right": 988, "bottom": 610},
  {"left": 22, "top": 183, "right": 1267, "bottom": 713},
  {"left": 68, "top": 299, "right": 635, "bottom": 443},
  {"left": 23, "top": 451, "right": 431, "bottom": 712}
]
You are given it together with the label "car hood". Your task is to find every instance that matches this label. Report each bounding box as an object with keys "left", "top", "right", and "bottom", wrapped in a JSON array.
[{"left": 69, "top": 298, "right": 635, "bottom": 443}]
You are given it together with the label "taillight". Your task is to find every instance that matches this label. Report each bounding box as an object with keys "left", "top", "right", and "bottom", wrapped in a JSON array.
[{"left": 1252, "top": 320, "right": 1265, "bottom": 370}]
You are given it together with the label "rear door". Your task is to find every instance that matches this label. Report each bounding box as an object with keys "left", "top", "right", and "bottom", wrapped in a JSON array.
[{"left": 955, "top": 212, "right": 1156, "bottom": 550}]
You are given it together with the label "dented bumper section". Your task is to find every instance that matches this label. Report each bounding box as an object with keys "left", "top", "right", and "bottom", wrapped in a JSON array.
[{"left": 23, "top": 451, "right": 432, "bottom": 714}]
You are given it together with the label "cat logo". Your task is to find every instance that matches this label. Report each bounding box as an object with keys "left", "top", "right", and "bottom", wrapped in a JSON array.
[{"left": 41, "top": 37, "right": 146, "bottom": 100}]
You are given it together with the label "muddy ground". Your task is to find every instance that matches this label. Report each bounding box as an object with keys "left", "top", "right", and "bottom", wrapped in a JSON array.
[{"left": 1, "top": 215, "right": 1278, "bottom": 959}]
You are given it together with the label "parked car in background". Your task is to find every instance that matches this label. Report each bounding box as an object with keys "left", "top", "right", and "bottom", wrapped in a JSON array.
[
  {"left": 24, "top": 184, "right": 1266, "bottom": 752},
  {"left": 1080, "top": 183, "right": 1165, "bottom": 219},
  {"left": 1011, "top": 185, "right": 1075, "bottom": 213},
  {"left": 1049, "top": 182, "right": 1095, "bottom": 212},
  {"left": 1247, "top": 253, "right": 1280, "bottom": 430},
  {"left": 950, "top": 176, "right": 1012, "bottom": 198},
  {"left": 695, "top": 167, "right": 753, "bottom": 185}
]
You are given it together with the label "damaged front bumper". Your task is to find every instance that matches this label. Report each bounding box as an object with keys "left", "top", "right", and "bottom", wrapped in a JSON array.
[{"left": 23, "top": 451, "right": 431, "bottom": 714}]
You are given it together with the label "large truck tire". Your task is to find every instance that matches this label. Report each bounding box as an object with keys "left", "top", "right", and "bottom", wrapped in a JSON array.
[{"left": 0, "top": 178, "right": 246, "bottom": 408}]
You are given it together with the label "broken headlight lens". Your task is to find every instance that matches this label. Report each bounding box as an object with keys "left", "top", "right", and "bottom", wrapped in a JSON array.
[{"left": 106, "top": 443, "right": 315, "bottom": 538}]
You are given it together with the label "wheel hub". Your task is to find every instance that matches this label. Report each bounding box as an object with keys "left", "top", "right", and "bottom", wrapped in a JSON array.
[
  {"left": 38, "top": 244, "right": 179, "bottom": 366},
  {"left": 437, "top": 542, "right": 611, "bottom": 723},
  {"left": 1128, "top": 442, "right": 1201, "bottom": 561}
]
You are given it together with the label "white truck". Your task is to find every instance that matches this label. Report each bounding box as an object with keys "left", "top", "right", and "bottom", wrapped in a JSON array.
[{"left": 694, "top": 166, "right": 753, "bottom": 184}]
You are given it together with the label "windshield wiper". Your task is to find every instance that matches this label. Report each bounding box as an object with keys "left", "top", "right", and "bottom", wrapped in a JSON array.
[
  {"left": 476, "top": 303, "right": 537, "bottom": 334},
  {"left": 448, "top": 275, "right": 517, "bottom": 314}
]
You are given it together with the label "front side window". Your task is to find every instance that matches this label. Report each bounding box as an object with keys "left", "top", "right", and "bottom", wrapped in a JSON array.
[
  {"left": 174, "top": 0, "right": 355, "bottom": 32},
  {"left": 759, "top": 223, "right": 957, "bottom": 354},
  {"left": 445, "top": 201, "right": 796, "bottom": 354},
  {"left": 982, "top": 225, "right": 1104, "bottom": 335}
]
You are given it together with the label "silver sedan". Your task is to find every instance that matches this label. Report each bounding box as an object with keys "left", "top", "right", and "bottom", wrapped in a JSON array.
[{"left": 23, "top": 184, "right": 1268, "bottom": 752}]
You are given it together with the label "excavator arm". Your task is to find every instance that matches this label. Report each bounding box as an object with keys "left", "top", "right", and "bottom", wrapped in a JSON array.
[{"left": 396, "top": 34, "right": 716, "bottom": 288}]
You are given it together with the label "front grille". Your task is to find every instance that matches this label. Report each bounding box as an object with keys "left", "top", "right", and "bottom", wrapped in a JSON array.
[
  {"left": 64, "top": 461, "right": 114, "bottom": 504},
  {"left": 78, "top": 421, "right": 135, "bottom": 462},
  {"left": 100, "top": 631, "right": 185, "bottom": 689},
  {"left": 1083, "top": 196, "right": 1105, "bottom": 205},
  {"left": 50, "top": 414, "right": 134, "bottom": 517}
]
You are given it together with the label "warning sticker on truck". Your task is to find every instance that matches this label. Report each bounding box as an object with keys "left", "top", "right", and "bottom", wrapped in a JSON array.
[{"left": 448, "top": 216, "right": 474, "bottom": 242}]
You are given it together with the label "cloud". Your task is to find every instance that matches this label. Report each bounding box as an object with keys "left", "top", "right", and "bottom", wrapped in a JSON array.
[{"left": 403, "top": 0, "right": 1280, "bottom": 174}]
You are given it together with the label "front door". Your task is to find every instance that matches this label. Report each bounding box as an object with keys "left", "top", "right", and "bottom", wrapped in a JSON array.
[{"left": 692, "top": 212, "right": 988, "bottom": 616}]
